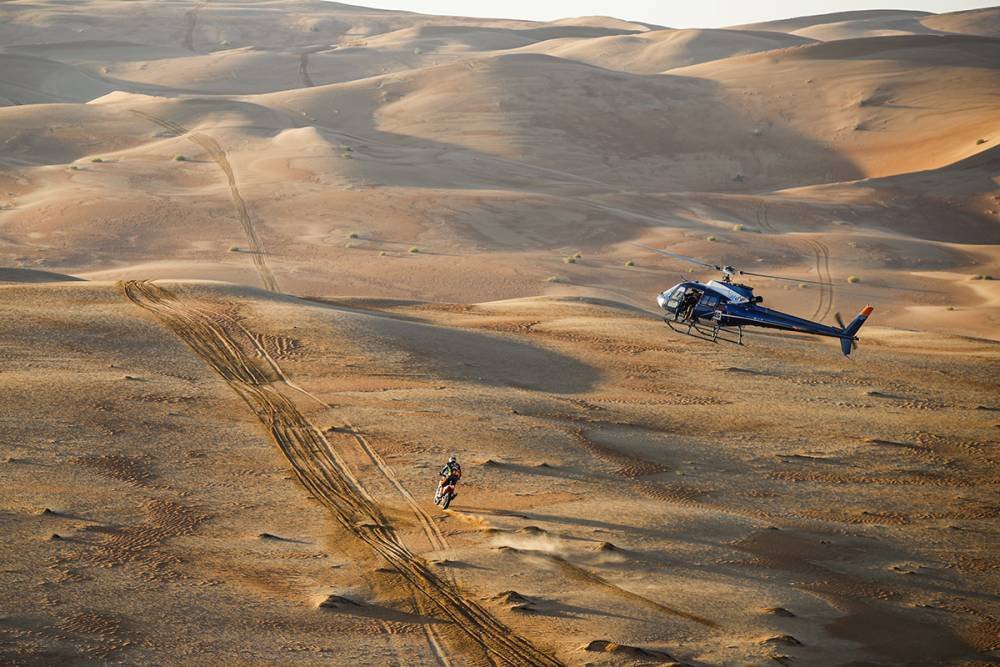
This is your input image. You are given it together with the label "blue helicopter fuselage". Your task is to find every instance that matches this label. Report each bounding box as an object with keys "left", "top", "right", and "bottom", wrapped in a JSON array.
[{"left": 656, "top": 280, "right": 845, "bottom": 339}]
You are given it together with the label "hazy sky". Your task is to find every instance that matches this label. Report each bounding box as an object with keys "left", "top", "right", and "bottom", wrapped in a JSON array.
[{"left": 350, "top": 1, "right": 996, "bottom": 28}]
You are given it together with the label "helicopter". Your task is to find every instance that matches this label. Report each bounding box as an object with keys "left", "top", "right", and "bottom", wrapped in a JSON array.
[{"left": 635, "top": 244, "right": 874, "bottom": 356}]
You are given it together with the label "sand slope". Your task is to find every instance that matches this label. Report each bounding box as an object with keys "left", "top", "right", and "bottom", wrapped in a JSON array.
[
  {"left": 516, "top": 28, "right": 816, "bottom": 73},
  {"left": 921, "top": 6, "right": 1000, "bottom": 37},
  {"left": 732, "top": 9, "right": 937, "bottom": 40},
  {"left": 2, "top": 279, "right": 997, "bottom": 665},
  {"left": 736, "top": 6, "right": 1000, "bottom": 40},
  {"left": 0, "top": 53, "right": 115, "bottom": 105},
  {"left": 673, "top": 35, "right": 1000, "bottom": 178}
]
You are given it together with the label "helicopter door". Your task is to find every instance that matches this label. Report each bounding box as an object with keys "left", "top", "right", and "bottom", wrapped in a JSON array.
[{"left": 664, "top": 287, "right": 685, "bottom": 313}]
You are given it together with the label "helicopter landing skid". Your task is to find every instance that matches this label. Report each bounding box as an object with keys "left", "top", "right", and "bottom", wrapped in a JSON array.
[{"left": 665, "top": 317, "right": 744, "bottom": 346}]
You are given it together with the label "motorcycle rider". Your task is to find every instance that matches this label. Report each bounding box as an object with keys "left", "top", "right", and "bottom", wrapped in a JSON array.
[{"left": 437, "top": 455, "right": 462, "bottom": 500}]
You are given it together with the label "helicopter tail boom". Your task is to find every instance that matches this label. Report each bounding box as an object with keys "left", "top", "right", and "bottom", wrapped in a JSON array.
[{"left": 839, "top": 305, "right": 874, "bottom": 356}]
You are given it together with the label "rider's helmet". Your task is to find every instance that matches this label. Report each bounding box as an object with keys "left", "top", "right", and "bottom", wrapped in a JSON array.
[{"left": 448, "top": 455, "right": 457, "bottom": 464}]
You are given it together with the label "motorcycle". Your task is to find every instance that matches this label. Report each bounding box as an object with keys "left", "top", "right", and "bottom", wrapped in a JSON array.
[{"left": 434, "top": 479, "right": 457, "bottom": 509}]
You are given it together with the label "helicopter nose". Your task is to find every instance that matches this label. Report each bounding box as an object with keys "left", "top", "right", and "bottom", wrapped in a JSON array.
[{"left": 656, "top": 293, "right": 667, "bottom": 309}]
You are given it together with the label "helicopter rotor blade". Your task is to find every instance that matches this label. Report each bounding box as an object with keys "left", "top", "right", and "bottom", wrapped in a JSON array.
[
  {"left": 634, "top": 244, "right": 858, "bottom": 289},
  {"left": 632, "top": 243, "right": 721, "bottom": 271},
  {"left": 737, "top": 270, "right": 829, "bottom": 286}
]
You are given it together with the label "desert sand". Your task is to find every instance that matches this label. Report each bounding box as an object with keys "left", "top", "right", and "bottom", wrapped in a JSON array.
[{"left": 1, "top": 2, "right": 998, "bottom": 665}]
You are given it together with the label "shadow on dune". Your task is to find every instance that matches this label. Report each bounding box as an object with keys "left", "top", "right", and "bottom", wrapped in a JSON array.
[
  {"left": 0, "top": 268, "right": 84, "bottom": 283},
  {"left": 315, "top": 301, "right": 602, "bottom": 394},
  {"left": 247, "top": 52, "right": 866, "bottom": 195},
  {"left": 784, "top": 34, "right": 1000, "bottom": 68}
]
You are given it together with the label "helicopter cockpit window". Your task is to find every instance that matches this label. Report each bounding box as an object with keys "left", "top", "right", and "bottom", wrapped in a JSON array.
[
  {"left": 666, "top": 288, "right": 684, "bottom": 310},
  {"left": 701, "top": 294, "right": 719, "bottom": 308}
]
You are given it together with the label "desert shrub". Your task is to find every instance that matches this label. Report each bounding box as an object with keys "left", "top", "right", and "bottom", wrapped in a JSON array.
[
  {"left": 228, "top": 246, "right": 240, "bottom": 252},
  {"left": 977, "top": 138, "right": 988, "bottom": 145},
  {"left": 847, "top": 275, "right": 861, "bottom": 283},
  {"left": 546, "top": 275, "right": 563, "bottom": 283},
  {"left": 798, "top": 283, "right": 808, "bottom": 289},
  {"left": 379, "top": 251, "right": 387, "bottom": 256},
  {"left": 563, "top": 256, "right": 576, "bottom": 264},
  {"left": 732, "top": 224, "right": 745, "bottom": 232},
  {"left": 573, "top": 252, "right": 582, "bottom": 259},
  {"left": 733, "top": 174, "right": 745, "bottom": 183},
  {"left": 707, "top": 235, "right": 717, "bottom": 242},
  {"left": 624, "top": 260, "right": 635, "bottom": 267},
  {"left": 348, "top": 232, "right": 360, "bottom": 239},
  {"left": 409, "top": 246, "right": 420, "bottom": 253},
  {"left": 174, "top": 154, "right": 188, "bottom": 162},
  {"left": 91, "top": 157, "right": 104, "bottom": 163}
]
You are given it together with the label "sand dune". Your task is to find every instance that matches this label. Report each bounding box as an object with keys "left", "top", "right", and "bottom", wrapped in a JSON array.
[
  {"left": 258, "top": 52, "right": 861, "bottom": 191},
  {"left": 732, "top": 8, "right": 937, "bottom": 40},
  {"left": 0, "top": 53, "right": 115, "bottom": 106},
  {"left": 674, "top": 34, "right": 1000, "bottom": 178},
  {"left": 549, "top": 15, "right": 665, "bottom": 32},
  {"left": 736, "top": 6, "right": 1000, "bottom": 40},
  {"left": 921, "top": 6, "right": 1000, "bottom": 37},
  {"left": 1, "top": 1, "right": 997, "bottom": 665},
  {"left": 516, "top": 27, "right": 815, "bottom": 73},
  {"left": 3, "top": 279, "right": 997, "bottom": 665}
]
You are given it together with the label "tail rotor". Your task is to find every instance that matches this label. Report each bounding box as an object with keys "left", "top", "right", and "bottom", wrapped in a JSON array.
[{"left": 837, "top": 306, "right": 873, "bottom": 356}]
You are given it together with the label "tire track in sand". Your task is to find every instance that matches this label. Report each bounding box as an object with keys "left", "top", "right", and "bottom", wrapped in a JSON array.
[
  {"left": 227, "top": 319, "right": 451, "bottom": 556},
  {"left": 751, "top": 202, "right": 835, "bottom": 322},
  {"left": 129, "top": 110, "right": 280, "bottom": 293},
  {"left": 805, "top": 239, "right": 834, "bottom": 322},
  {"left": 345, "top": 425, "right": 459, "bottom": 666},
  {"left": 241, "top": 349, "right": 455, "bottom": 665},
  {"left": 220, "top": 305, "right": 453, "bottom": 664},
  {"left": 506, "top": 547, "right": 717, "bottom": 628},
  {"left": 755, "top": 200, "right": 776, "bottom": 234},
  {"left": 236, "top": 320, "right": 457, "bottom": 666},
  {"left": 121, "top": 280, "right": 560, "bottom": 667}
]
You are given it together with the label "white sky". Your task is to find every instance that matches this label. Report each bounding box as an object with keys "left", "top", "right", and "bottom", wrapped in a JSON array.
[{"left": 348, "top": 1, "right": 997, "bottom": 28}]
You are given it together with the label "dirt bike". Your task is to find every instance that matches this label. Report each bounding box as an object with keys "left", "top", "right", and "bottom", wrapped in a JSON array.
[{"left": 434, "top": 479, "right": 457, "bottom": 509}]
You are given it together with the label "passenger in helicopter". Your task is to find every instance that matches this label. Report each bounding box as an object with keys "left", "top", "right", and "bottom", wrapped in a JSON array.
[{"left": 678, "top": 289, "right": 701, "bottom": 322}]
